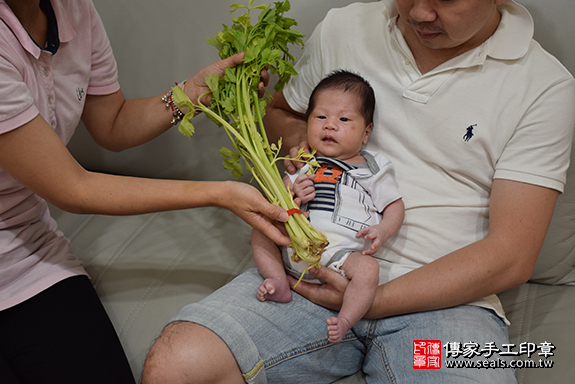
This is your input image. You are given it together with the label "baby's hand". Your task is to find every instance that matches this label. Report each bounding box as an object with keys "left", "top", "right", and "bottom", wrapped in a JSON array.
[
  {"left": 284, "top": 142, "right": 312, "bottom": 175},
  {"left": 283, "top": 173, "right": 294, "bottom": 193},
  {"left": 356, "top": 226, "right": 385, "bottom": 255},
  {"left": 293, "top": 174, "right": 316, "bottom": 204}
]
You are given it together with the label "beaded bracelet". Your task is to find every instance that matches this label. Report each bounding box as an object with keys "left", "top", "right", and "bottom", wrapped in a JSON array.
[{"left": 161, "top": 81, "right": 186, "bottom": 125}]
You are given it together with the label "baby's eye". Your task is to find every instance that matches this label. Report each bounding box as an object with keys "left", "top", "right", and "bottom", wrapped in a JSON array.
[
  {"left": 340, "top": 117, "right": 350, "bottom": 122},
  {"left": 317, "top": 115, "right": 326, "bottom": 119}
]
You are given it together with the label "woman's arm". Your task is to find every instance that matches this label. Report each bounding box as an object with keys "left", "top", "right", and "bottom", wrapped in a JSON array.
[
  {"left": 81, "top": 53, "right": 263, "bottom": 152},
  {"left": 0, "top": 114, "right": 290, "bottom": 245}
]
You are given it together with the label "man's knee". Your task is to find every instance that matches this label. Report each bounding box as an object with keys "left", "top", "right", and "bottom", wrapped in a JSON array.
[
  {"left": 143, "top": 322, "right": 190, "bottom": 383},
  {"left": 142, "top": 321, "right": 244, "bottom": 384}
]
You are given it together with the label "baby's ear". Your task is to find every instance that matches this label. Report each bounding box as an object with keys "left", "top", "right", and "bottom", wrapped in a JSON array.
[{"left": 363, "top": 123, "right": 373, "bottom": 144}]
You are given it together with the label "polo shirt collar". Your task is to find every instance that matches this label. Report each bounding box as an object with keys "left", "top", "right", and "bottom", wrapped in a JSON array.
[
  {"left": 381, "top": 0, "right": 398, "bottom": 22},
  {"left": 51, "top": 0, "right": 75, "bottom": 44},
  {"left": 0, "top": 0, "right": 75, "bottom": 59},
  {"left": 486, "top": 1, "right": 533, "bottom": 60}
]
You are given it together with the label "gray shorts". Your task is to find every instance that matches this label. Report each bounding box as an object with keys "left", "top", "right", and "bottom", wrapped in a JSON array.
[{"left": 169, "top": 268, "right": 516, "bottom": 384}]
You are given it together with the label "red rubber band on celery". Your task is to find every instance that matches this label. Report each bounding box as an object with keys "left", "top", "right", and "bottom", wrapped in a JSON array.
[{"left": 287, "top": 208, "right": 303, "bottom": 216}]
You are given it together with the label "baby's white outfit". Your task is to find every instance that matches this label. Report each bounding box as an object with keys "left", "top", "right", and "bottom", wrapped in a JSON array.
[{"left": 283, "top": 150, "right": 402, "bottom": 283}]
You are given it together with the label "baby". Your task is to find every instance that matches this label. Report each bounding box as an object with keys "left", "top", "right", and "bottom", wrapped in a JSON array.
[{"left": 251, "top": 70, "right": 404, "bottom": 343}]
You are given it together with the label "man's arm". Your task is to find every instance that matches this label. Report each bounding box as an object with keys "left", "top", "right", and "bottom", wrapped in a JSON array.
[
  {"left": 294, "top": 179, "right": 559, "bottom": 318},
  {"left": 264, "top": 90, "right": 308, "bottom": 154}
]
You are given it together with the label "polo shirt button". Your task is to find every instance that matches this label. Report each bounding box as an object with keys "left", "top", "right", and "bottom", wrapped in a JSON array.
[
  {"left": 403, "top": 57, "right": 411, "bottom": 65},
  {"left": 48, "top": 96, "right": 54, "bottom": 105},
  {"left": 43, "top": 67, "right": 50, "bottom": 76}
]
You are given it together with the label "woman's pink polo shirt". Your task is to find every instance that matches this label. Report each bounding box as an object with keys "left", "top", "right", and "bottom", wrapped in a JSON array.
[{"left": 0, "top": 0, "right": 120, "bottom": 310}]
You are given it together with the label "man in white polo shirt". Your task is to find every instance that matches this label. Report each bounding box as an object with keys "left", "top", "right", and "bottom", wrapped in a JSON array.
[
  {"left": 144, "top": 1, "right": 575, "bottom": 383},
  {"left": 275, "top": 0, "right": 575, "bottom": 322}
]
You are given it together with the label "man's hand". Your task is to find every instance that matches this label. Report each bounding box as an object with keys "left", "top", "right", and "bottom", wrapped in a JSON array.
[{"left": 288, "top": 266, "right": 349, "bottom": 311}]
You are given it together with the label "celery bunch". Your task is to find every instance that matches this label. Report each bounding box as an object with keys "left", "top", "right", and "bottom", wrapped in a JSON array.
[{"left": 172, "top": 0, "right": 328, "bottom": 268}]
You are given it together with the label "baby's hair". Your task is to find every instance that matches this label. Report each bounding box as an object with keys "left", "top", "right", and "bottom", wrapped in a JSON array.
[{"left": 305, "top": 70, "right": 376, "bottom": 126}]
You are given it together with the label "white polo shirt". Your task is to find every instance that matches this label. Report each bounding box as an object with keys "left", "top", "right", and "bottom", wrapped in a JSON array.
[
  {"left": 0, "top": 0, "right": 119, "bottom": 310},
  {"left": 284, "top": 0, "right": 575, "bottom": 320}
]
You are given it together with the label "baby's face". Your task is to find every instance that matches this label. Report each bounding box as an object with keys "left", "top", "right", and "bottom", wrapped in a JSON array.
[{"left": 307, "top": 89, "right": 372, "bottom": 163}]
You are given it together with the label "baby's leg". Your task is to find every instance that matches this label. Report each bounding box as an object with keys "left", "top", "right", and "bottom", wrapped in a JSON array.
[
  {"left": 251, "top": 229, "right": 292, "bottom": 303},
  {"left": 327, "top": 252, "right": 379, "bottom": 343}
]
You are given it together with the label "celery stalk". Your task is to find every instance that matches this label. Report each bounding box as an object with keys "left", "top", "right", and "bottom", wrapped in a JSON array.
[{"left": 172, "top": 1, "right": 328, "bottom": 267}]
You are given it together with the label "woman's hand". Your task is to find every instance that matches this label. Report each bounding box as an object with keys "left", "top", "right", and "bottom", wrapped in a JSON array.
[
  {"left": 216, "top": 181, "right": 290, "bottom": 247},
  {"left": 257, "top": 65, "right": 270, "bottom": 98},
  {"left": 287, "top": 266, "right": 349, "bottom": 311},
  {"left": 185, "top": 52, "right": 269, "bottom": 105}
]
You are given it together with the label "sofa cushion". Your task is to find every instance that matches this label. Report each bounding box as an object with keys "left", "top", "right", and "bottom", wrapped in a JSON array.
[
  {"left": 49, "top": 205, "right": 254, "bottom": 379},
  {"left": 499, "top": 283, "right": 575, "bottom": 383}
]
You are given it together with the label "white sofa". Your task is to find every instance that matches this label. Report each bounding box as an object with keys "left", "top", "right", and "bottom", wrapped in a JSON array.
[{"left": 53, "top": 1, "right": 574, "bottom": 382}]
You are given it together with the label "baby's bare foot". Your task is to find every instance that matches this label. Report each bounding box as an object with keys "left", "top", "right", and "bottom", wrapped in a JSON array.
[
  {"left": 257, "top": 277, "right": 292, "bottom": 303},
  {"left": 327, "top": 316, "right": 352, "bottom": 344}
]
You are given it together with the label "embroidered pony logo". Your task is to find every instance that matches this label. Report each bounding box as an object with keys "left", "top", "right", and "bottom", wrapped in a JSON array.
[{"left": 463, "top": 124, "right": 477, "bottom": 142}]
